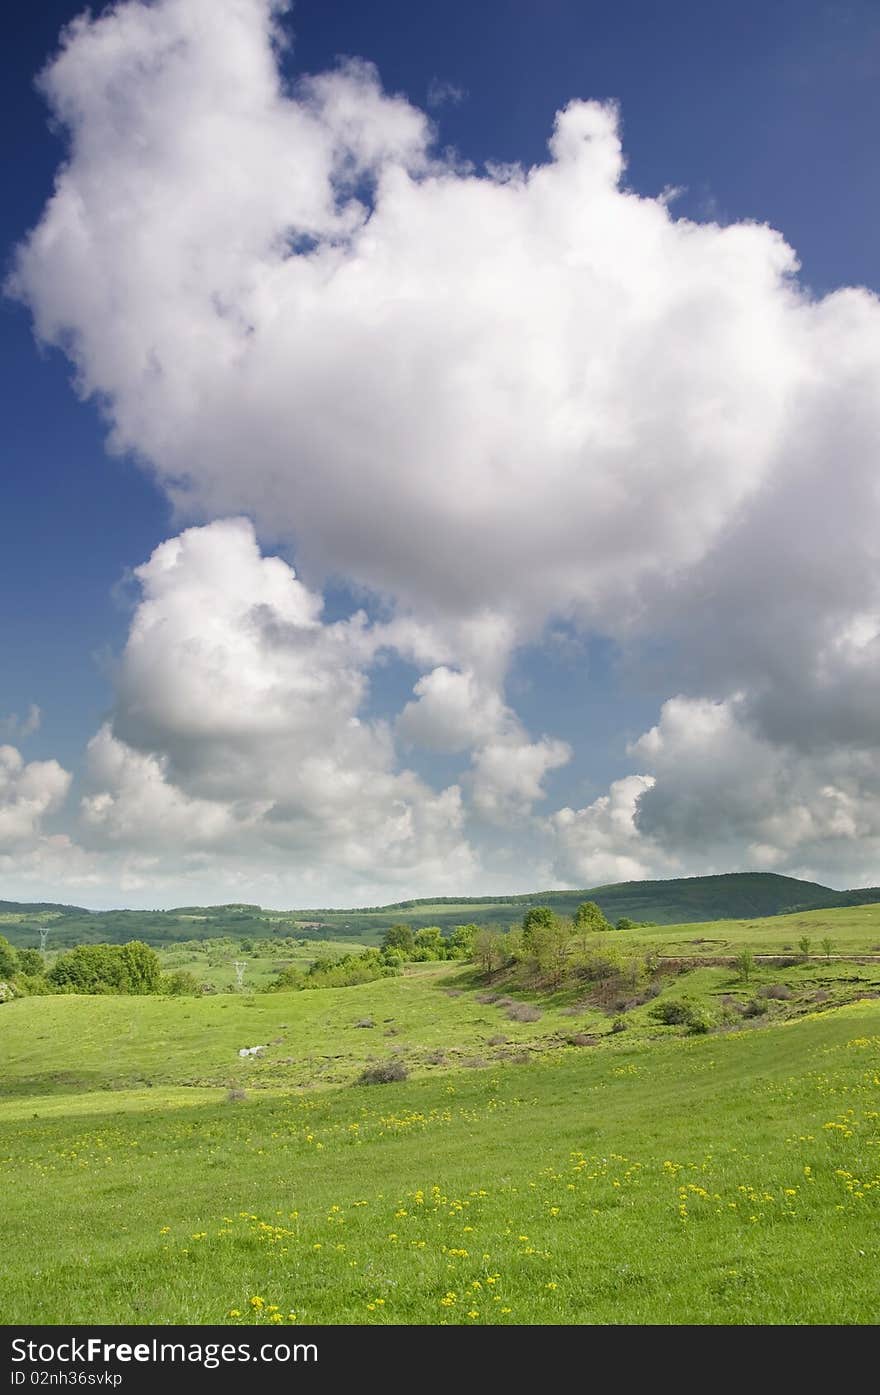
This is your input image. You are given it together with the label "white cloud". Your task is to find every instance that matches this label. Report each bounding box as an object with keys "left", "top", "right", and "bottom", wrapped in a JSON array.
[
  {"left": 629, "top": 696, "right": 880, "bottom": 885},
  {"left": 471, "top": 735, "right": 571, "bottom": 823},
  {"left": 11, "top": 0, "right": 818, "bottom": 642},
  {"left": 547, "top": 697, "right": 880, "bottom": 889},
  {"left": 0, "top": 705, "right": 42, "bottom": 739},
  {"left": 0, "top": 745, "right": 71, "bottom": 847},
  {"left": 9, "top": 0, "right": 880, "bottom": 899},
  {"left": 397, "top": 667, "right": 508, "bottom": 752},
  {"left": 426, "top": 78, "right": 466, "bottom": 109},
  {"left": 78, "top": 518, "right": 478, "bottom": 897},
  {"left": 550, "top": 775, "right": 665, "bottom": 887}
]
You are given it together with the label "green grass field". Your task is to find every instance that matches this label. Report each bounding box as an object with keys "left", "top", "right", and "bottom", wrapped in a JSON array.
[
  {"left": 1, "top": 999, "right": 878, "bottom": 1324},
  {"left": 3, "top": 902, "right": 880, "bottom": 1325}
]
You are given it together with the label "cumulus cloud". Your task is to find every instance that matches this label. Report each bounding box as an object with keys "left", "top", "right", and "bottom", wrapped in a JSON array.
[
  {"left": 78, "top": 518, "right": 477, "bottom": 896},
  {"left": 548, "top": 697, "right": 880, "bottom": 890},
  {"left": 398, "top": 665, "right": 571, "bottom": 822},
  {"left": 11, "top": 0, "right": 815, "bottom": 641},
  {"left": 0, "top": 745, "right": 70, "bottom": 847},
  {"left": 550, "top": 775, "right": 666, "bottom": 887},
  {"left": 9, "top": 0, "right": 880, "bottom": 896},
  {"left": 630, "top": 696, "right": 880, "bottom": 886}
]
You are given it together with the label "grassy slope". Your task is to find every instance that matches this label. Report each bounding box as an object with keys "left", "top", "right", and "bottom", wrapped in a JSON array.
[
  {"left": 5, "top": 903, "right": 880, "bottom": 1098},
  {"left": 1, "top": 999, "right": 878, "bottom": 1324}
]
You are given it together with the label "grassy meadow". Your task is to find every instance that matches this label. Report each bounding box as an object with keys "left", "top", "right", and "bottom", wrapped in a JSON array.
[{"left": 2, "top": 901, "right": 880, "bottom": 1325}]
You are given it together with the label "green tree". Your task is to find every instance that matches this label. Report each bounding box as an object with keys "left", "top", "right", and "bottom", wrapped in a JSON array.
[
  {"left": 119, "top": 941, "right": 162, "bottom": 994},
  {"left": 16, "top": 947, "right": 43, "bottom": 976},
  {"left": 414, "top": 927, "right": 444, "bottom": 958},
  {"left": 820, "top": 936, "right": 834, "bottom": 961},
  {"left": 798, "top": 935, "right": 812, "bottom": 960},
  {"left": 450, "top": 923, "right": 478, "bottom": 957},
  {"left": 530, "top": 914, "right": 575, "bottom": 988},
  {"left": 473, "top": 927, "right": 505, "bottom": 974},
  {"left": 47, "top": 945, "right": 129, "bottom": 994},
  {"left": 574, "top": 901, "right": 612, "bottom": 934},
  {"left": 0, "top": 935, "right": 18, "bottom": 979},
  {"left": 382, "top": 923, "right": 415, "bottom": 954},
  {"left": 615, "top": 917, "right": 638, "bottom": 931},
  {"left": 735, "top": 947, "right": 755, "bottom": 983},
  {"left": 521, "top": 907, "right": 555, "bottom": 950}
]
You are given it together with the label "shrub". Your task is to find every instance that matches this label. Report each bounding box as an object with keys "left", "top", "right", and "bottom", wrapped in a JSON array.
[
  {"left": 649, "top": 998, "right": 694, "bottom": 1026},
  {"left": 506, "top": 1002, "right": 541, "bottom": 1022},
  {"left": 162, "top": 970, "right": 200, "bottom": 996},
  {"left": 567, "top": 1032, "right": 597, "bottom": 1046},
  {"left": 685, "top": 1009, "right": 711, "bottom": 1035},
  {"left": 359, "top": 1060, "right": 409, "bottom": 1085},
  {"left": 425, "top": 1048, "right": 447, "bottom": 1065},
  {"left": 741, "top": 998, "right": 765, "bottom": 1018},
  {"left": 16, "top": 948, "right": 43, "bottom": 976},
  {"left": 759, "top": 983, "right": 793, "bottom": 1000},
  {"left": 226, "top": 1087, "right": 248, "bottom": 1103},
  {"left": 735, "top": 948, "right": 755, "bottom": 983},
  {"left": 649, "top": 998, "right": 710, "bottom": 1032},
  {"left": 0, "top": 937, "right": 18, "bottom": 979},
  {"left": 354, "top": 1017, "right": 375, "bottom": 1028},
  {"left": 610, "top": 1016, "right": 627, "bottom": 1034}
]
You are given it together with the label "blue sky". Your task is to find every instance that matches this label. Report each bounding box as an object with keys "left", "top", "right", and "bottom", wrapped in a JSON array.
[{"left": 3, "top": 0, "right": 880, "bottom": 906}]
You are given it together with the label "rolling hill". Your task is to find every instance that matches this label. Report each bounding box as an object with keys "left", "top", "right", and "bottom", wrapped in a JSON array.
[{"left": 1, "top": 870, "right": 879, "bottom": 948}]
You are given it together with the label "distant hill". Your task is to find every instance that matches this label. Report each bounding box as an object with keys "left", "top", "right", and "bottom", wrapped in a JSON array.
[
  {"left": 1, "top": 872, "right": 878, "bottom": 948},
  {"left": 0, "top": 899, "right": 88, "bottom": 917}
]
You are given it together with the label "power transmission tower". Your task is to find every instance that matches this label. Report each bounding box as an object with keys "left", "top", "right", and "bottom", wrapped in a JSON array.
[{"left": 233, "top": 960, "right": 247, "bottom": 990}]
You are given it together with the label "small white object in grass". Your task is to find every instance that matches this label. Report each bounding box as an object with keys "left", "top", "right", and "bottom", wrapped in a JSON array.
[{"left": 237, "top": 1045, "right": 266, "bottom": 1057}]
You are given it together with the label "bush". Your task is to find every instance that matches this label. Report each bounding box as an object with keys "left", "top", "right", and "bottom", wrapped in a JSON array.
[
  {"left": 685, "top": 1009, "right": 711, "bottom": 1035},
  {"left": 226, "top": 1087, "right": 248, "bottom": 1103},
  {"left": 649, "top": 998, "right": 710, "bottom": 1032},
  {"left": 610, "top": 1015, "right": 627, "bottom": 1034},
  {"left": 741, "top": 998, "right": 766, "bottom": 1019},
  {"left": 506, "top": 1002, "right": 542, "bottom": 1022},
  {"left": 16, "top": 948, "right": 44, "bottom": 976},
  {"left": 354, "top": 1017, "right": 375, "bottom": 1029},
  {"left": 12, "top": 973, "right": 52, "bottom": 997},
  {"left": 0, "top": 937, "right": 18, "bottom": 979},
  {"left": 359, "top": 1060, "right": 409, "bottom": 1085},
  {"left": 47, "top": 941, "right": 161, "bottom": 996},
  {"left": 759, "top": 983, "right": 793, "bottom": 1000},
  {"left": 162, "top": 970, "right": 200, "bottom": 996}
]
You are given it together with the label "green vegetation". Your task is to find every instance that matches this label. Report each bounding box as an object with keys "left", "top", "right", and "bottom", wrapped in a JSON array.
[
  {"left": 4, "top": 871, "right": 880, "bottom": 950},
  {"left": 1, "top": 994, "right": 878, "bottom": 1323},
  {"left": 2, "top": 897, "right": 880, "bottom": 1324}
]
